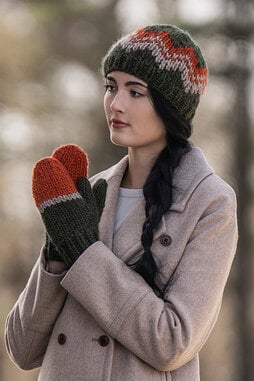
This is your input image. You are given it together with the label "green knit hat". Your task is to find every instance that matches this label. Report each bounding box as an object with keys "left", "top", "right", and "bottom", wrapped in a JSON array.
[{"left": 102, "top": 24, "right": 208, "bottom": 121}]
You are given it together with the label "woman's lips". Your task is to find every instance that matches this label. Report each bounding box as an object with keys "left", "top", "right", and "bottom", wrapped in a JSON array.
[{"left": 110, "top": 119, "right": 130, "bottom": 128}]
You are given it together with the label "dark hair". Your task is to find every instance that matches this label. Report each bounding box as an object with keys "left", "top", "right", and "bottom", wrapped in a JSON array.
[{"left": 129, "top": 86, "right": 192, "bottom": 293}]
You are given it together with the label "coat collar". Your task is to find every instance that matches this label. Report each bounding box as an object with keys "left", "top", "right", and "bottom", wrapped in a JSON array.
[
  {"left": 90, "top": 147, "right": 213, "bottom": 258},
  {"left": 171, "top": 147, "right": 214, "bottom": 211}
]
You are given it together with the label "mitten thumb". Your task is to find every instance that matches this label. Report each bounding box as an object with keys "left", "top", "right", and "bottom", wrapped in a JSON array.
[
  {"left": 92, "top": 179, "right": 107, "bottom": 220},
  {"left": 76, "top": 177, "right": 96, "bottom": 208}
]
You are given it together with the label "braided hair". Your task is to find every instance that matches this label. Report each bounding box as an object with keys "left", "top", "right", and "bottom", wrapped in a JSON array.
[{"left": 129, "top": 86, "right": 192, "bottom": 292}]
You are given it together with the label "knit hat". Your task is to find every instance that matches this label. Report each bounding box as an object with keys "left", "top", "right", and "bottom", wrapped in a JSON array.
[{"left": 102, "top": 24, "right": 208, "bottom": 121}]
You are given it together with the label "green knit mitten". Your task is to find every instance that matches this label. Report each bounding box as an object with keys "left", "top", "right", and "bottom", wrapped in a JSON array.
[
  {"left": 32, "top": 157, "right": 107, "bottom": 268},
  {"left": 44, "top": 144, "right": 89, "bottom": 262}
]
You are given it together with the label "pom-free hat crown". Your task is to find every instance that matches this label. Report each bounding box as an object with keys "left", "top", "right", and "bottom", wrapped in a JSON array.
[{"left": 102, "top": 24, "right": 208, "bottom": 121}]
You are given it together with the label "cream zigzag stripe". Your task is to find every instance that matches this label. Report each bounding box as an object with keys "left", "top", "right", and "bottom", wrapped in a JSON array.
[
  {"left": 39, "top": 192, "right": 82, "bottom": 213},
  {"left": 120, "top": 36, "right": 206, "bottom": 95}
]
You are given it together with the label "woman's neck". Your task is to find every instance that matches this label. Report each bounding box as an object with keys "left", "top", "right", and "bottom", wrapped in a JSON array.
[{"left": 121, "top": 148, "right": 160, "bottom": 189}]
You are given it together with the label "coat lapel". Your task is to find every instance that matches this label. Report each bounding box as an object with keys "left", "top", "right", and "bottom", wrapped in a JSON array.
[
  {"left": 94, "top": 156, "right": 128, "bottom": 250},
  {"left": 113, "top": 201, "right": 167, "bottom": 263},
  {"left": 91, "top": 147, "right": 214, "bottom": 262},
  {"left": 170, "top": 147, "right": 214, "bottom": 211}
]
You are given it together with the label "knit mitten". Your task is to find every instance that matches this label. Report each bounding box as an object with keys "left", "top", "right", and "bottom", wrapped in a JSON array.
[
  {"left": 52, "top": 144, "right": 89, "bottom": 193},
  {"left": 44, "top": 234, "right": 63, "bottom": 262},
  {"left": 32, "top": 157, "right": 106, "bottom": 268},
  {"left": 52, "top": 144, "right": 107, "bottom": 216},
  {"left": 52, "top": 144, "right": 107, "bottom": 222},
  {"left": 44, "top": 144, "right": 89, "bottom": 262}
]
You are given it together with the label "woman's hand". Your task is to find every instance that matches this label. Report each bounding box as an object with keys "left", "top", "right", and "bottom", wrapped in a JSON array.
[
  {"left": 33, "top": 145, "right": 107, "bottom": 268},
  {"left": 44, "top": 144, "right": 89, "bottom": 263}
]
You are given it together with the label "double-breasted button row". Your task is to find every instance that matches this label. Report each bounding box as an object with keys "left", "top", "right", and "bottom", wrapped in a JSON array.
[
  {"left": 58, "top": 333, "right": 109, "bottom": 347},
  {"left": 160, "top": 235, "right": 172, "bottom": 246}
]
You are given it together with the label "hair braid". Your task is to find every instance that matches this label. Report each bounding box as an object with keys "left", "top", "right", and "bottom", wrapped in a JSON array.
[{"left": 129, "top": 87, "right": 192, "bottom": 293}]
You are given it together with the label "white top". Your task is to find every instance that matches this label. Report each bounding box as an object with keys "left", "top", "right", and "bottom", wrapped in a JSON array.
[{"left": 114, "top": 187, "right": 143, "bottom": 233}]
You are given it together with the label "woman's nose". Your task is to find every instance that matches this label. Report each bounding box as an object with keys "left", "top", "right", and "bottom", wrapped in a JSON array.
[{"left": 110, "top": 92, "right": 125, "bottom": 113}]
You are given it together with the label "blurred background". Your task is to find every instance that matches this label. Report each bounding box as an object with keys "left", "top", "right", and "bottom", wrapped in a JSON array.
[{"left": 0, "top": 0, "right": 253, "bottom": 380}]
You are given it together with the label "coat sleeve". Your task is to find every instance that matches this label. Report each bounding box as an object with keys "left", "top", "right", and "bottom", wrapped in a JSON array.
[
  {"left": 5, "top": 248, "right": 68, "bottom": 370},
  {"left": 61, "top": 184, "right": 238, "bottom": 372}
]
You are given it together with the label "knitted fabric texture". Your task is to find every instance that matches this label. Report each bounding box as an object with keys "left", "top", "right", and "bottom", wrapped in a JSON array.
[
  {"left": 44, "top": 144, "right": 90, "bottom": 262},
  {"left": 52, "top": 144, "right": 89, "bottom": 184},
  {"left": 102, "top": 24, "right": 208, "bottom": 121},
  {"left": 32, "top": 157, "right": 101, "bottom": 267},
  {"left": 52, "top": 144, "right": 107, "bottom": 215}
]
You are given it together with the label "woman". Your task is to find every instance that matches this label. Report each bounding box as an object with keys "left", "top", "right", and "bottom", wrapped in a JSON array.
[{"left": 5, "top": 24, "right": 238, "bottom": 381}]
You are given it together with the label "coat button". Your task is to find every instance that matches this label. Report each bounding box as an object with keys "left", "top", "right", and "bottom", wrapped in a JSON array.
[
  {"left": 160, "top": 235, "right": 172, "bottom": 246},
  {"left": 98, "top": 335, "right": 109, "bottom": 347},
  {"left": 58, "top": 333, "right": 66, "bottom": 345}
]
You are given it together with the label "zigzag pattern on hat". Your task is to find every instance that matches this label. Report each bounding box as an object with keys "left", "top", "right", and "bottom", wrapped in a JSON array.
[{"left": 119, "top": 29, "right": 208, "bottom": 95}]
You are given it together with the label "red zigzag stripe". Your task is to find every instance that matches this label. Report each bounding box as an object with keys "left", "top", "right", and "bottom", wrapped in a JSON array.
[{"left": 120, "top": 29, "right": 208, "bottom": 95}]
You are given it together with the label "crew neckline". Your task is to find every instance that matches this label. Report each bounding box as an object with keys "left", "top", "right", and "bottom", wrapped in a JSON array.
[{"left": 119, "top": 187, "right": 143, "bottom": 198}]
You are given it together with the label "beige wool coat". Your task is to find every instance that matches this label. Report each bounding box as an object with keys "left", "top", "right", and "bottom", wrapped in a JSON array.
[{"left": 5, "top": 147, "right": 238, "bottom": 381}]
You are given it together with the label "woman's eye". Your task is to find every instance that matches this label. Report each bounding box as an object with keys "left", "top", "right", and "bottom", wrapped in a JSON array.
[
  {"left": 104, "top": 84, "right": 116, "bottom": 92},
  {"left": 130, "top": 90, "right": 144, "bottom": 97}
]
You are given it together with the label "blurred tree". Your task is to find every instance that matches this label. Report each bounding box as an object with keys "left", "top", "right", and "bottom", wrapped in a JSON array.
[
  {"left": 25, "top": 0, "right": 126, "bottom": 169},
  {"left": 179, "top": 0, "right": 254, "bottom": 379},
  {"left": 226, "top": 1, "right": 254, "bottom": 380}
]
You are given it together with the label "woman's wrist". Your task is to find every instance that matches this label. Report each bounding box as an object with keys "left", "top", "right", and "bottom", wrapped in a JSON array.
[{"left": 46, "top": 260, "right": 67, "bottom": 274}]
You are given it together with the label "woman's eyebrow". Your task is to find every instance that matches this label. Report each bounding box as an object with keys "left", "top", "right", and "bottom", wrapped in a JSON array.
[
  {"left": 125, "top": 81, "right": 147, "bottom": 88},
  {"left": 106, "top": 75, "right": 147, "bottom": 88},
  {"left": 106, "top": 75, "right": 116, "bottom": 83}
]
